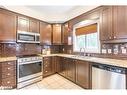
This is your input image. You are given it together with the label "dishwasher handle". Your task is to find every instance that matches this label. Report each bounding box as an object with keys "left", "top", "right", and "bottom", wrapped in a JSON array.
[{"left": 92, "top": 64, "right": 126, "bottom": 74}]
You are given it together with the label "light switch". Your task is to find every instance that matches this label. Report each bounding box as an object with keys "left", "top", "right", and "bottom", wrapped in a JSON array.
[{"left": 102, "top": 49, "right": 107, "bottom": 54}]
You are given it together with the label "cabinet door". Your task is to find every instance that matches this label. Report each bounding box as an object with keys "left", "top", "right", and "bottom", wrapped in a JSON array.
[
  {"left": 52, "top": 56, "right": 60, "bottom": 73},
  {"left": 62, "top": 23, "right": 69, "bottom": 44},
  {"left": 29, "top": 19, "right": 39, "bottom": 33},
  {"left": 59, "top": 57, "right": 67, "bottom": 77},
  {"left": 66, "top": 58, "right": 76, "bottom": 82},
  {"left": 40, "top": 22, "right": 52, "bottom": 45},
  {"left": 17, "top": 16, "right": 29, "bottom": 32},
  {"left": 113, "top": 6, "right": 127, "bottom": 39},
  {"left": 100, "top": 7, "right": 113, "bottom": 41},
  {"left": 76, "top": 60, "right": 91, "bottom": 89},
  {"left": 0, "top": 9, "right": 16, "bottom": 42},
  {"left": 52, "top": 24, "right": 62, "bottom": 44}
]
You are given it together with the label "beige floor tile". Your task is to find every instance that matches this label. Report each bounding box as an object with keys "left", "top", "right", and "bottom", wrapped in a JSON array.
[{"left": 21, "top": 74, "right": 83, "bottom": 90}]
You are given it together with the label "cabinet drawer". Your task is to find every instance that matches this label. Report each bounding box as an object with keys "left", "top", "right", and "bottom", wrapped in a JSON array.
[
  {"left": 2, "top": 66, "right": 16, "bottom": 73},
  {"left": 43, "top": 68, "right": 51, "bottom": 74},
  {"left": 1, "top": 61, "right": 16, "bottom": 67},
  {"left": 1, "top": 76, "right": 16, "bottom": 87},
  {"left": 2, "top": 70, "right": 16, "bottom": 79},
  {"left": 43, "top": 60, "right": 51, "bottom": 65}
]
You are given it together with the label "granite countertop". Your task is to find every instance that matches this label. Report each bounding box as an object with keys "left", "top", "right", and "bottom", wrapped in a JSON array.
[
  {"left": 1, "top": 54, "right": 127, "bottom": 68},
  {"left": 40, "top": 54, "right": 127, "bottom": 68},
  {"left": 0, "top": 56, "right": 17, "bottom": 62}
]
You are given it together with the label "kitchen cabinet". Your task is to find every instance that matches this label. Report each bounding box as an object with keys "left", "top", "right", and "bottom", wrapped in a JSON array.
[
  {"left": 43, "top": 57, "right": 55, "bottom": 77},
  {"left": 59, "top": 57, "right": 67, "bottom": 76},
  {"left": 66, "top": 58, "right": 76, "bottom": 82},
  {"left": 17, "top": 16, "right": 29, "bottom": 32},
  {"left": 52, "top": 56, "right": 60, "bottom": 73},
  {"left": 0, "top": 9, "right": 16, "bottom": 42},
  {"left": 100, "top": 6, "right": 113, "bottom": 41},
  {"left": 0, "top": 61, "right": 16, "bottom": 89},
  {"left": 62, "top": 23, "right": 69, "bottom": 44},
  {"left": 17, "top": 15, "right": 39, "bottom": 33},
  {"left": 58, "top": 57, "right": 75, "bottom": 82},
  {"left": 75, "top": 60, "right": 91, "bottom": 89},
  {"left": 52, "top": 24, "right": 62, "bottom": 45},
  {"left": 29, "top": 19, "right": 40, "bottom": 33},
  {"left": 113, "top": 6, "right": 127, "bottom": 39},
  {"left": 40, "top": 22, "right": 52, "bottom": 45}
]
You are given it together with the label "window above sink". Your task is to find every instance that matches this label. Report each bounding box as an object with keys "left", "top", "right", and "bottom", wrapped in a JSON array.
[{"left": 73, "top": 19, "right": 101, "bottom": 53}]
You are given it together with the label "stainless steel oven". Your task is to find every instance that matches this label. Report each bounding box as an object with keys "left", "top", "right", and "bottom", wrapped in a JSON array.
[
  {"left": 17, "top": 30, "right": 40, "bottom": 43},
  {"left": 17, "top": 56, "right": 42, "bottom": 89}
]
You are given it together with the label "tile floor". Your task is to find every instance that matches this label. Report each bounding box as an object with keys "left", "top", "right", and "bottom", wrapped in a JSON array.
[{"left": 21, "top": 74, "right": 83, "bottom": 89}]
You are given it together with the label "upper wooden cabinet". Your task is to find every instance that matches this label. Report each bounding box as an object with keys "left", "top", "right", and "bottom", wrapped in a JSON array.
[
  {"left": 0, "top": 9, "right": 16, "bottom": 42},
  {"left": 100, "top": 6, "right": 113, "bottom": 41},
  {"left": 62, "top": 23, "right": 69, "bottom": 44},
  {"left": 100, "top": 6, "right": 127, "bottom": 43},
  {"left": 40, "top": 22, "right": 52, "bottom": 45},
  {"left": 113, "top": 6, "right": 127, "bottom": 39},
  {"left": 52, "top": 24, "right": 62, "bottom": 44},
  {"left": 29, "top": 19, "right": 40, "bottom": 33},
  {"left": 17, "top": 16, "right": 39, "bottom": 33}
]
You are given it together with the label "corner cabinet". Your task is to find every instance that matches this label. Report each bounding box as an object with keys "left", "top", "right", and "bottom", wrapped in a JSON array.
[
  {"left": 75, "top": 60, "right": 92, "bottom": 89},
  {"left": 52, "top": 24, "right": 62, "bottom": 45},
  {"left": 40, "top": 22, "right": 52, "bottom": 45},
  {"left": 0, "top": 9, "right": 16, "bottom": 42}
]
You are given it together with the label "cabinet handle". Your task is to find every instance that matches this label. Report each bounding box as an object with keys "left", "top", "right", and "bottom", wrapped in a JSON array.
[
  {"left": 114, "top": 36, "right": 116, "bottom": 39},
  {"left": 109, "top": 37, "right": 112, "bottom": 39},
  {"left": 7, "top": 62, "right": 11, "bottom": 65},
  {"left": 45, "top": 71, "right": 48, "bottom": 72},
  {"left": 7, "top": 73, "right": 10, "bottom": 75},
  {"left": 7, "top": 68, "right": 10, "bottom": 70},
  {"left": 7, "top": 81, "right": 10, "bottom": 84}
]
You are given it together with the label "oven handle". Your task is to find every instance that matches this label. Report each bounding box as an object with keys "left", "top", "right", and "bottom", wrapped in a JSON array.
[{"left": 18, "top": 60, "right": 42, "bottom": 65}]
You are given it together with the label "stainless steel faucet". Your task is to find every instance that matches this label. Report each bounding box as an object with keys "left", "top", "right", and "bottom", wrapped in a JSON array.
[{"left": 80, "top": 48, "right": 85, "bottom": 56}]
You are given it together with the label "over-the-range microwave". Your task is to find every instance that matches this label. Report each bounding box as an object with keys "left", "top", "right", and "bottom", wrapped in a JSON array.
[{"left": 17, "top": 30, "right": 40, "bottom": 43}]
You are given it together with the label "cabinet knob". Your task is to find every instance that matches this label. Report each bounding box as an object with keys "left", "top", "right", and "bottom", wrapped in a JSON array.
[
  {"left": 114, "top": 36, "right": 116, "bottom": 39},
  {"left": 109, "top": 37, "right": 112, "bottom": 39},
  {"left": 7, "top": 73, "right": 10, "bottom": 75},
  {"left": 7, "top": 68, "right": 10, "bottom": 70},
  {"left": 7, "top": 81, "right": 10, "bottom": 84},
  {"left": 7, "top": 62, "right": 11, "bottom": 64},
  {"left": 45, "top": 71, "right": 47, "bottom": 72}
]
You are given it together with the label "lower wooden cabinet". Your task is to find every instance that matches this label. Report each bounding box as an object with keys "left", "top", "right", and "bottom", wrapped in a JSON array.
[
  {"left": 0, "top": 61, "right": 16, "bottom": 89},
  {"left": 43, "top": 56, "right": 92, "bottom": 89},
  {"left": 75, "top": 60, "right": 91, "bottom": 89}
]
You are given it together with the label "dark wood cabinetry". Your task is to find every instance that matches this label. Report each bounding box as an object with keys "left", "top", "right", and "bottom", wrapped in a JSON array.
[
  {"left": 66, "top": 58, "right": 75, "bottom": 82},
  {"left": 75, "top": 60, "right": 91, "bottom": 89},
  {"left": 0, "top": 61, "right": 16, "bottom": 89},
  {"left": 59, "top": 57, "right": 67, "bottom": 76},
  {"left": 43, "top": 56, "right": 56, "bottom": 77},
  {"left": 100, "top": 7, "right": 113, "bottom": 41},
  {"left": 62, "top": 23, "right": 69, "bottom": 44},
  {"left": 29, "top": 19, "right": 40, "bottom": 33},
  {"left": 40, "top": 22, "right": 52, "bottom": 45},
  {"left": 0, "top": 9, "right": 16, "bottom": 42},
  {"left": 52, "top": 24, "right": 62, "bottom": 44},
  {"left": 58, "top": 57, "right": 75, "bottom": 82},
  {"left": 17, "top": 15, "right": 39, "bottom": 33},
  {"left": 17, "top": 16, "right": 29, "bottom": 32},
  {"left": 113, "top": 6, "right": 127, "bottom": 40}
]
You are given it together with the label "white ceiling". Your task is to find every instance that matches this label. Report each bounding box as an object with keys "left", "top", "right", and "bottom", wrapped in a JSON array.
[{"left": 2, "top": 6, "right": 99, "bottom": 23}]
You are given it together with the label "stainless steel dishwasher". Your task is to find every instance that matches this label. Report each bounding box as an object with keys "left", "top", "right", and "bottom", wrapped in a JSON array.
[{"left": 92, "top": 64, "right": 126, "bottom": 89}]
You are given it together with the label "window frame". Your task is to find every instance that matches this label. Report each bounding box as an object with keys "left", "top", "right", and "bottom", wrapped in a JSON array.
[{"left": 73, "top": 19, "right": 100, "bottom": 53}]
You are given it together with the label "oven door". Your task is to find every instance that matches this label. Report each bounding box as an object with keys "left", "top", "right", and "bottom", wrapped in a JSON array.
[{"left": 18, "top": 61, "right": 42, "bottom": 83}]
